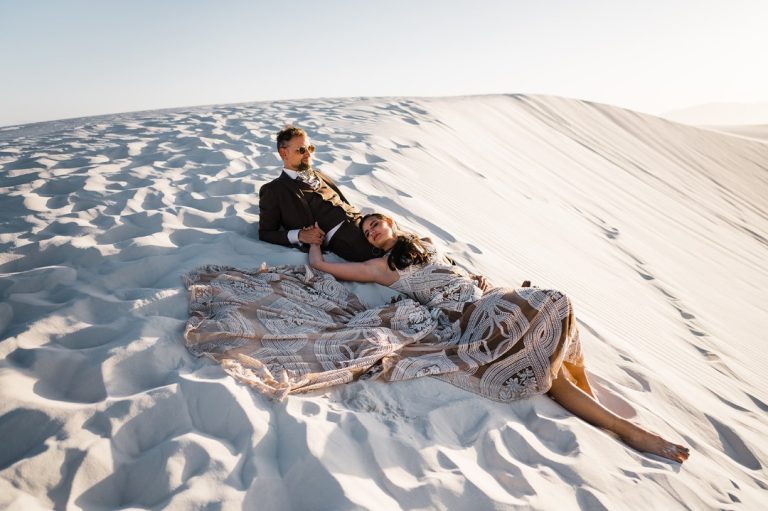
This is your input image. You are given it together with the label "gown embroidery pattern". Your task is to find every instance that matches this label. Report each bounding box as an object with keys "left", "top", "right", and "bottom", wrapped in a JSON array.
[{"left": 183, "top": 245, "right": 583, "bottom": 401}]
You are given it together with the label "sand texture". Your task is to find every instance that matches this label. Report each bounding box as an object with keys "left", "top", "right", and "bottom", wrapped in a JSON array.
[{"left": 1, "top": 94, "right": 767, "bottom": 510}]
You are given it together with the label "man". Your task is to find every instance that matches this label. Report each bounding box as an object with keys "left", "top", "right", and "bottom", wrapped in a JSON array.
[{"left": 258, "top": 126, "right": 376, "bottom": 262}]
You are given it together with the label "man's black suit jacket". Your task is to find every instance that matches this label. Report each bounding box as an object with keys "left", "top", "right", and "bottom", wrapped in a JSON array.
[{"left": 258, "top": 170, "right": 359, "bottom": 251}]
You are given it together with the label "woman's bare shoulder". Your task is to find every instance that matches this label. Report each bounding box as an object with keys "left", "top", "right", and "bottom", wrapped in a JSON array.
[{"left": 365, "top": 256, "right": 399, "bottom": 285}]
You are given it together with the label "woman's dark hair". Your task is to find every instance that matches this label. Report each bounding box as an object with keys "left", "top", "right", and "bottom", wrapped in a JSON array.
[{"left": 360, "top": 213, "right": 431, "bottom": 270}]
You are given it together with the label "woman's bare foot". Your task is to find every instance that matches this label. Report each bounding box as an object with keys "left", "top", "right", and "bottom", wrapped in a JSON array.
[
  {"left": 619, "top": 427, "right": 690, "bottom": 463},
  {"left": 547, "top": 367, "right": 689, "bottom": 463}
]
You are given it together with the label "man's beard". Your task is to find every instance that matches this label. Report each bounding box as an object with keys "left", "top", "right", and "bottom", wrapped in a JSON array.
[{"left": 297, "top": 161, "right": 310, "bottom": 171}]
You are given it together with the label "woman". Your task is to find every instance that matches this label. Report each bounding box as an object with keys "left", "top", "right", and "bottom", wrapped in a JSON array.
[
  {"left": 305, "top": 213, "right": 689, "bottom": 463},
  {"left": 183, "top": 215, "right": 689, "bottom": 463}
]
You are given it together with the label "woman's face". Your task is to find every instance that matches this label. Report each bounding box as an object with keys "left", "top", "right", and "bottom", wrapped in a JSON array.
[{"left": 362, "top": 216, "right": 396, "bottom": 249}]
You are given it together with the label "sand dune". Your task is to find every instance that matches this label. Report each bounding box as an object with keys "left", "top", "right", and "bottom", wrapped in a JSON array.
[
  {"left": 1, "top": 94, "right": 767, "bottom": 510},
  {"left": 711, "top": 125, "right": 768, "bottom": 143}
]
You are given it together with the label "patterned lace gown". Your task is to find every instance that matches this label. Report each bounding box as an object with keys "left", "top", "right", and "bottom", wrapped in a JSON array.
[
  {"left": 183, "top": 246, "right": 583, "bottom": 402},
  {"left": 387, "top": 244, "right": 583, "bottom": 401}
]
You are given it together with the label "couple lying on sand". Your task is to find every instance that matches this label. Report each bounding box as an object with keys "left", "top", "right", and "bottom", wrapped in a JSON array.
[{"left": 182, "top": 126, "right": 689, "bottom": 463}]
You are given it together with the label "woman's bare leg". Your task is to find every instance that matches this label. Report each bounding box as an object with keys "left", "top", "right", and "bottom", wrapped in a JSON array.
[
  {"left": 562, "top": 361, "right": 595, "bottom": 398},
  {"left": 547, "top": 368, "right": 689, "bottom": 463}
]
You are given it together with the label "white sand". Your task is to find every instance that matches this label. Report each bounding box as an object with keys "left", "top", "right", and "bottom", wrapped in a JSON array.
[{"left": 1, "top": 94, "right": 767, "bottom": 510}]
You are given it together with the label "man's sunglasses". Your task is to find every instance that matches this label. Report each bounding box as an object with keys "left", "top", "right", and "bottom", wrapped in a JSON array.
[
  {"left": 280, "top": 144, "right": 316, "bottom": 155},
  {"left": 295, "top": 145, "right": 315, "bottom": 155}
]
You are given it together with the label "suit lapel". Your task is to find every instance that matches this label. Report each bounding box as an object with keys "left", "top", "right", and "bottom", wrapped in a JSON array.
[
  {"left": 278, "top": 170, "right": 313, "bottom": 191},
  {"left": 277, "top": 171, "right": 314, "bottom": 221}
]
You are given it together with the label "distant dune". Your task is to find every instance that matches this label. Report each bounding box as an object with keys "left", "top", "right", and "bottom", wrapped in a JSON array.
[
  {"left": 662, "top": 100, "right": 768, "bottom": 126},
  {"left": 1, "top": 94, "right": 767, "bottom": 510}
]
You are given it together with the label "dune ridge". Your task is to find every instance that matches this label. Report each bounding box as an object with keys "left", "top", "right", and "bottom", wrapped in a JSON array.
[{"left": 1, "top": 94, "right": 767, "bottom": 510}]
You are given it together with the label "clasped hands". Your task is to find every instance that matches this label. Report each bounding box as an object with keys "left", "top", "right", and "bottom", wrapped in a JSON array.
[{"left": 299, "top": 222, "right": 325, "bottom": 245}]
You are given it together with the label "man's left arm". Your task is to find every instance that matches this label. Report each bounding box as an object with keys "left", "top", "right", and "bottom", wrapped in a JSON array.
[{"left": 258, "top": 183, "right": 293, "bottom": 247}]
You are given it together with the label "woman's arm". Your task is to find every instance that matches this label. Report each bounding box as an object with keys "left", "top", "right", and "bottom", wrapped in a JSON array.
[{"left": 309, "top": 243, "right": 398, "bottom": 285}]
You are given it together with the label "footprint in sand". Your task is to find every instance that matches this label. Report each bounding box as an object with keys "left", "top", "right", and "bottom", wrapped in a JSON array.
[
  {"left": 435, "top": 450, "right": 459, "bottom": 470},
  {"left": 692, "top": 345, "right": 740, "bottom": 379},
  {"left": 497, "top": 423, "right": 578, "bottom": 473},
  {"left": 0, "top": 303, "right": 12, "bottom": 335},
  {"left": 178, "top": 379, "right": 255, "bottom": 451},
  {"left": 38, "top": 220, "right": 87, "bottom": 239},
  {"left": 77, "top": 436, "right": 211, "bottom": 508},
  {"left": 0, "top": 169, "right": 42, "bottom": 187},
  {"left": 666, "top": 302, "right": 709, "bottom": 337},
  {"left": 375, "top": 101, "right": 436, "bottom": 126},
  {"left": 366, "top": 194, "right": 457, "bottom": 243},
  {"left": 174, "top": 192, "right": 224, "bottom": 214},
  {"left": 467, "top": 243, "right": 483, "bottom": 255},
  {"left": 0, "top": 242, "right": 103, "bottom": 276},
  {"left": 45, "top": 194, "right": 74, "bottom": 210},
  {"left": 646, "top": 283, "right": 740, "bottom": 379},
  {"left": 0, "top": 409, "right": 64, "bottom": 471},
  {"left": 746, "top": 393, "right": 768, "bottom": 412},
  {"left": 588, "top": 374, "right": 638, "bottom": 419},
  {"left": 389, "top": 137, "right": 418, "bottom": 150},
  {"left": 301, "top": 400, "right": 322, "bottom": 417},
  {"left": 477, "top": 437, "right": 538, "bottom": 497},
  {"left": 631, "top": 258, "right": 720, "bottom": 359},
  {"left": 713, "top": 393, "right": 751, "bottom": 413},
  {"left": 525, "top": 415, "right": 580, "bottom": 456},
  {"left": 104, "top": 336, "right": 185, "bottom": 396},
  {"left": 141, "top": 191, "right": 168, "bottom": 211},
  {"left": 0, "top": 155, "right": 47, "bottom": 172},
  {"left": 342, "top": 161, "right": 377, "bottom": 177},
  {"left": 50, "top": 156, "right": 93, "bottom": 170},
  {"left": 95, "top": 212, "right": 164, "bottom": 245},
  {"left": 444, "top": 241, "right": 483, "bottom": 260},
  {"left": 705, "top": 414, "right": 762, "bottom": 470},
  {"left": 603, "top": 227, "right": 620, "bottom": 240},
  {"left": 618, "top": 365, "right": 651, "bottom": 392},
  {"left": 204, "top": 178, "right": 254, "bottom": 197},
  {"left": 54, "top": 323, "right": 124, "bottom": 349},
  {"left": 358, "top": 153, "right": 386, "bottom": 164},
  {"left": 2, "top": 265, "right": 77, "bottom": 295},
  {"left": 7, "top": 347, "right": 107, "bottom": 403},
  {"left": 576, "top": 488, "right": 610, "bottom": 511},
  {"left": 633, "top": 263, "right": 655, "bottom": 281},
  {"left": 34, "top": 175, "right": 88, "bottom": 196},
  {"left": 573, "top": 208, "right": 621, "bottom": 241}
]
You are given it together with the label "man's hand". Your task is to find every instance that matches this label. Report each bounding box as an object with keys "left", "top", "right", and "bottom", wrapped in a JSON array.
[{"left": 298, "top": 222, "right": 325, "bottom": 245}]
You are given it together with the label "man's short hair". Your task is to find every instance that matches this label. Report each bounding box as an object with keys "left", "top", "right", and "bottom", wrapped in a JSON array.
[{"left": 276, "top": 126, "right": 306, "bottom": 151}]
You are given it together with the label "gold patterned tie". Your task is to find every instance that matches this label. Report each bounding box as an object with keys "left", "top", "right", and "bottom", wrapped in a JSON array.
[{"left": 297, "top": 169, "right": 321, "bottom": 189}]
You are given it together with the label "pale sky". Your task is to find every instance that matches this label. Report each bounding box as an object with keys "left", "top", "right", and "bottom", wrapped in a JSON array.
[{"left": 1, "top": 0, "right": 767, "bottom": 127}]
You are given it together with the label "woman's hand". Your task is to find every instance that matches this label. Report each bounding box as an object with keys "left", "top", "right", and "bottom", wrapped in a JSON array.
[{"left": 471, "top": 274, "right": 493, "bottom": 292}]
